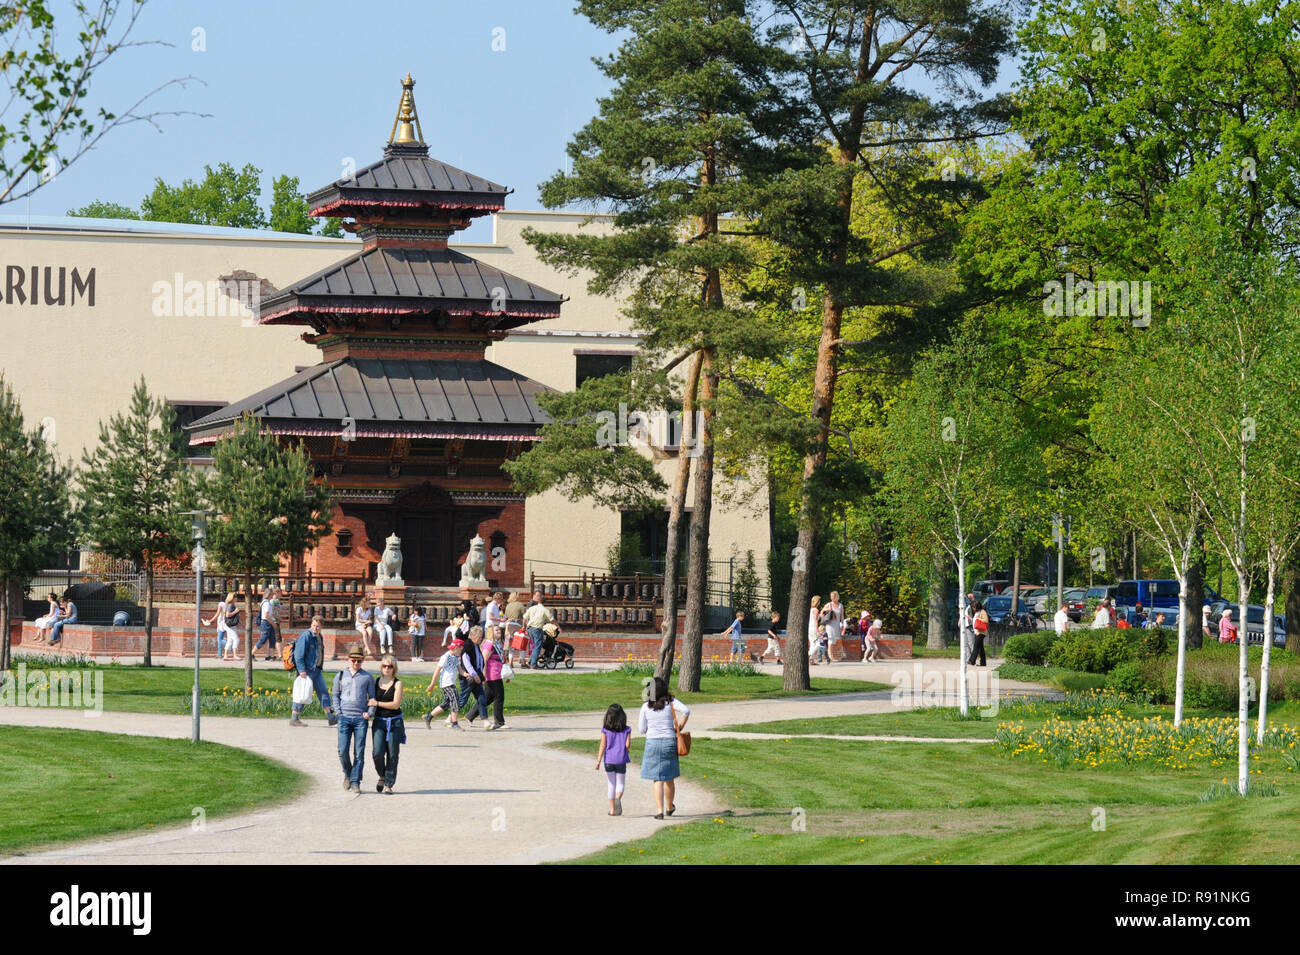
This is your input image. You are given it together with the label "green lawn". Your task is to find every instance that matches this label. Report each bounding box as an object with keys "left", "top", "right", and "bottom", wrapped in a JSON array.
[
  {"left": 549, "top": 731, "right": 1300, "bottom": 864},
  {"left": 0, "top": 726, "right": 306, "bottom": 854},
  {"left": 996, "top": 660, "right": 1109, "bottom": 691},
  {"left": 7, "top": 663, "right": 888, "bottom": 718}
]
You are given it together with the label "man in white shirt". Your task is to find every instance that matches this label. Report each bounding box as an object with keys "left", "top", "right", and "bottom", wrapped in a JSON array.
[
  {"left": 255, "top": 586, "right": 280, "bottom": 660},
  {"left": 1091, "top": 599, "right": 1111, "bottom": 629},
  {"left": 523, "top": 595, "right": 554, "bottom": 669},
  {"left": 1054, "top": 604, "right": 1069, "bottom": 636},
  {"left": 484, "top": 591, "right": 505, "bottom": 634}
]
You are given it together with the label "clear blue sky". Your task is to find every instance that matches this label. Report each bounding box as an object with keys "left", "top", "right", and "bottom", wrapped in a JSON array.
[
  {"left": 26, "top": 0, "right": 1017, "bottom": 241},
  {"left": 27, "top": 0, "right": 619, "bottom": 240}
]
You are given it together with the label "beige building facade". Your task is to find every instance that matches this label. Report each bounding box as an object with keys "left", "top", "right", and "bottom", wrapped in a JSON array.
[{"left": 0, "top": 211, "right": 770, "bottom": 588}]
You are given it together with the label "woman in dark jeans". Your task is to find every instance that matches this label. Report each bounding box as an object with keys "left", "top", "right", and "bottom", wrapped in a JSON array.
[
  {"left": 368, "top": 655, "right": 405, "bottom": 794},
  {"left": 477, "top": 625, "right": 508, "bottom": 730}
]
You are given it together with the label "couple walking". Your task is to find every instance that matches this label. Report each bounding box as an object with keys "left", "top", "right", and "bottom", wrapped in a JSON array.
[{"left": 318, "top": 641, "right": 407, "bottom": 795}]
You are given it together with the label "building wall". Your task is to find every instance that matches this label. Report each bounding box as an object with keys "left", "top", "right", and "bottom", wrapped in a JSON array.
[{"left": 0, "top": 212, "right": 768, "bottom": 590}]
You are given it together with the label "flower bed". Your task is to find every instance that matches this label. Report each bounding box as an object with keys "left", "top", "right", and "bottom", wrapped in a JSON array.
[{"left": 995, "top": 714, "right": 1299, "bottom": 771}]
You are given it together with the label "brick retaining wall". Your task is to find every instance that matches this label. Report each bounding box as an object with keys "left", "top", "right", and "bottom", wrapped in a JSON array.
[{"left": 13, "top": 622, "right": 911, "bottom": 662}]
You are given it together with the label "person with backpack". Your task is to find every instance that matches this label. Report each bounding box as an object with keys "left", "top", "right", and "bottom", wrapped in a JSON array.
[
  {"left": 290, "top": 615, "right": 338, "bottom": 727},
  {"left": 968, "top": 600, "right": 989, "bottom": 667},
  {"left": 254, "top": 585, "right": 280, "bottom": 661}
]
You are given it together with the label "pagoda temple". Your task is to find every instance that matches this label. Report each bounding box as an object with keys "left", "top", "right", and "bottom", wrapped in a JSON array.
[{"left": 187, "top": 76, "right": 563, "bottom": 590}]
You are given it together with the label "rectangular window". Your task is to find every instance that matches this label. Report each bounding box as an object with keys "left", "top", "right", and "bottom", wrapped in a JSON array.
[{"left": 575, "top": 352, "right": 634, "bottom": 388}]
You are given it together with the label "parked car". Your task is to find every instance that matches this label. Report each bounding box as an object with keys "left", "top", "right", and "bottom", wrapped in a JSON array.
[
  {"left": 1114, "top": 579, "right": 1181, "bottom": 613},
  {"left": 982, "top": 594, "right": 1037, "bottom": 631},
  {"left": 1064, "top": 587, "right": 1087, "bottom": 622},
  {"left": 974, "top": 577, "right": 1011, "bottom": 598},
  {"left": 1220, "top": 604, "right": 1287, "bottom": 648}
]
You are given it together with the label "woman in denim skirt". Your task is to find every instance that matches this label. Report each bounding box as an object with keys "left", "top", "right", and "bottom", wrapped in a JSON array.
[{"left": 638, "top": 677, "right": 691, "bottom": 819}]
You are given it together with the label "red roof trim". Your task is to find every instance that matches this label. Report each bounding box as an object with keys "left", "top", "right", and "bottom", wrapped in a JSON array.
[
  {"left": 190, "top": 428, "right": 542, "bottom": 446},
  {"left": 309, "top": 198, "right": 506, "bottom": 216}
]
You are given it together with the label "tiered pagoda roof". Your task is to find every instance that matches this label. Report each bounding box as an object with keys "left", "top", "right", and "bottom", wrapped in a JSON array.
[{"left": 188, "top": 74, "right": 561, "bottom": 446}]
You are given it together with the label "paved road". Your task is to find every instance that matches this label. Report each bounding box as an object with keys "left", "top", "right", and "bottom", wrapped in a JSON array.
[{"left": 0, "top": 659, "right": 1048, "bottom": 865}]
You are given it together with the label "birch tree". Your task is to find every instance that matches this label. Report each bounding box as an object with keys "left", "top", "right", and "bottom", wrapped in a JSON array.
[{"left": 883, "top": 341, "right": 1028, "bottom": 714}]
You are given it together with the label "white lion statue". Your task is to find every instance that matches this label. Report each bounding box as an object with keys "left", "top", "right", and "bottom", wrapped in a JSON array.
[
  {"left": 460, "top": 534, "right": 488, "bottom": 587},
  {"left": 377, "top": 532, "right": 404, "bottom": 586}
]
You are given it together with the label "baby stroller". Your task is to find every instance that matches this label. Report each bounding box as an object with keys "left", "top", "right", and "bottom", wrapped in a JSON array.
[{"left": 538, "top": 623, "right": 575, "bottom": 669}]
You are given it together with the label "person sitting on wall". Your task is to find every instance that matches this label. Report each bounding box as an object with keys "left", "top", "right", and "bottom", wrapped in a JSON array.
[
  {"left": 49, "top": 596, "right": 77, "bottom": 644},
  {"left": 31, "top": 592, "right": 60, "bottom": 646}
]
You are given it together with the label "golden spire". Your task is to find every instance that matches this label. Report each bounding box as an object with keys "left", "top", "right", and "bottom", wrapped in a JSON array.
[{"left": 388, "top": 73, "right": 424, "bottom": 145}]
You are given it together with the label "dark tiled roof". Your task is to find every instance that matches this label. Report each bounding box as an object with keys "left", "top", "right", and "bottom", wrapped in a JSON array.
[
  {"left": 186, "top": 358, "right": 552, "bottom": 438},
  {"left": 256, "top": 246, "right": 563, "bottom": 323},
  {"left": 305, "top": 143, "right": 506, "bottom": 212}
]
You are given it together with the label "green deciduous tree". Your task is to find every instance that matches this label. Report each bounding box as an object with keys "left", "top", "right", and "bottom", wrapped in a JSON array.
[
  {"left": 269, "top": 174, "right": 315, "bottom": 234},
  {"left": 882, "top": 339, "right": 1032, "bottom": 714},
  {"left": 0, "top": 376, "right": 73, "bottom": 672},
  {"left": 78, "top": 378, "right": 192, "bottom": 668},
  {"left": 140, "top": 161, "right": 267, "bottom": 229},
  {"left": 66, "top": 199, "right": 139, "bottom": 219},
  {"left": 198, "top": 415, "right": 333, "bottom": 693}
]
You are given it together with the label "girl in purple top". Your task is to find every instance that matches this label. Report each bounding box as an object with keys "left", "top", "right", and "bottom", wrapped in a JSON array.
[{"left": 594, "top": 703, "right": 631, "bottom": 816}]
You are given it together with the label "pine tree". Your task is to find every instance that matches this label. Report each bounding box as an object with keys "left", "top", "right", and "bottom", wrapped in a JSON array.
[
  {"left": 520, "top": 0, "right": 807, "bottom": 691},
  {"left": 763, "top": 0, "right": 1016, "bottom": 690},
  {"left": 79, "top": 378, "right": 191, "bottom": 668},
  {"left": 199, "top": 415, "right": 334, "bottom": 693},
  {"left": 0, "top": 376, "right": 72, "bottom": 672}
]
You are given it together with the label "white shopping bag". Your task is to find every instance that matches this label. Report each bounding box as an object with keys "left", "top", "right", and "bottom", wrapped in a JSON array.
[{"left": 292, "top": 674, "right": 313, "bottom": 705}]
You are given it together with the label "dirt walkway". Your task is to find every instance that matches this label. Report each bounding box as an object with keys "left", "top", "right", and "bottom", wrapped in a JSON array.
[{"left": 0, "top": 660, "right": 1046, "bottom": 865}]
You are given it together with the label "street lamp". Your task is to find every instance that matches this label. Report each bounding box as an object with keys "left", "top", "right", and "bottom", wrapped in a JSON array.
[{"left": 181, "top": 510, "right": 210, "bottom": 743}]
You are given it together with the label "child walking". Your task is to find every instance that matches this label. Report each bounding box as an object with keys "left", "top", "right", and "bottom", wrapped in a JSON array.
[
  {"left": 594, "top": 703, "right": 632, "bottom": 816},
  {"left": 423, "top": 639, "right": 465, "bottom": 731}
]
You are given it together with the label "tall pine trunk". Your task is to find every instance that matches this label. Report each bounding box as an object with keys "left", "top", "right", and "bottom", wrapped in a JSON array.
[
  {"left": 656, "top": 351, "right": 702, "bottom": 680},
  {"left": 244, "top": 571, "right": 255, "bottom": 695},
  {"left": 782, "top": 164, "right": 854, "bottom": 691},
  {"left": 678, "top": 347, "right": 716, "bottom": 694},
  {"left": 926, "top": 551, "right": 949, "bottom": 649},
  {"left": 1, "top": 575, "right": 11, "bottom": 673},
  {"left": 143, "top": 563, "right": 154, "bottom": 668}
]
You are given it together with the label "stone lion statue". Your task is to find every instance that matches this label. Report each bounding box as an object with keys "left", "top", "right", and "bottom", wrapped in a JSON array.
[
  {"left": 377, "top": 532, "right": 404, "bottom": 586},
  {"left": 460, "top": 534, "right": 488, "bottom": 586}
]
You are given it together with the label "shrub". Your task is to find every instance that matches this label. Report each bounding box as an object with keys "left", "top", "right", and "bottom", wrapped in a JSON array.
[
  {"left": 1049, "top": 631, "right": 1097, "bottom": 671},
  {"left": 1004, "top": 632, "right": 1057, "bottom": 667},
  {"left": 1105, "top": 660, "right": 1148, "bottom": 697},
  {"left": 1047, "top": 627, "right": 1142, "bottom": 673},
  {"left": 1136, "top": 626, "right": 1170, "bottom": 660},
  {"left": 1095, "top": 629, "right": 1134, "bottom": 672}
]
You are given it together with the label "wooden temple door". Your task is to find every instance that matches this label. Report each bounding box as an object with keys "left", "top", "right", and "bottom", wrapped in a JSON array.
[{"left": 396, "top": 513, "right": 450, "bottom": 584}]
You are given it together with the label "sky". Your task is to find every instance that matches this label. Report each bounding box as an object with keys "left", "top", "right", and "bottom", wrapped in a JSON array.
[
  {"left": 23, "top": 0, "right": 620, "bottom": 241},
  {"left": 21, "top": 0, "right": 1018, "bottom": 242}
]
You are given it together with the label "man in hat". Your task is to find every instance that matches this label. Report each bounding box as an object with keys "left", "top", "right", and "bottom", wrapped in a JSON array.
[{"left": 332, "top": 645, "right": 375, "bottom": 792}]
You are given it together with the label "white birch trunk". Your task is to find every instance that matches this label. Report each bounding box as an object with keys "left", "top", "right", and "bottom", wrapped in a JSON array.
[
  {"left": 1258, "top": 561, "right": 1276, "bottom": 745},
  {"left": 1237, "top": 565, "right": 1250, "bottom": 796},
  {"left": 1175, "top": 580, "right": 1189, "bottom": 727},
  {"left": 957, "top": 550, "right": 968, "bottom": 717}
]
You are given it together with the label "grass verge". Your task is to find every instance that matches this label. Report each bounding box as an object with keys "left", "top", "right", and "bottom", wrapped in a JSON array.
[
  {"left": 0, "top": 725, "right": 306, "bottom": 854},
  {"left": 548, "top": 729, "right": 1299, "bottom": 864},
  {"left": 2, "top": 663, "right": 888, "bottom": 719}
]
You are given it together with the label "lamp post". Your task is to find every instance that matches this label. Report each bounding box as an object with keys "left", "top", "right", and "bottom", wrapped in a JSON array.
[{"left": 182, "top": 511, "right": 210, "bottom": 743}]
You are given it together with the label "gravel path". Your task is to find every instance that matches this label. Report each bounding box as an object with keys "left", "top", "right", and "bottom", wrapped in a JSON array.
[{"left": 0, "top": 659, "right": 1046, "bottom": 865}]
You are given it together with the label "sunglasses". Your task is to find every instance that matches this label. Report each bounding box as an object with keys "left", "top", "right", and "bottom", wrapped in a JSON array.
[{"left": 381, "top": 664, "right": 394, "bottom": 668}]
